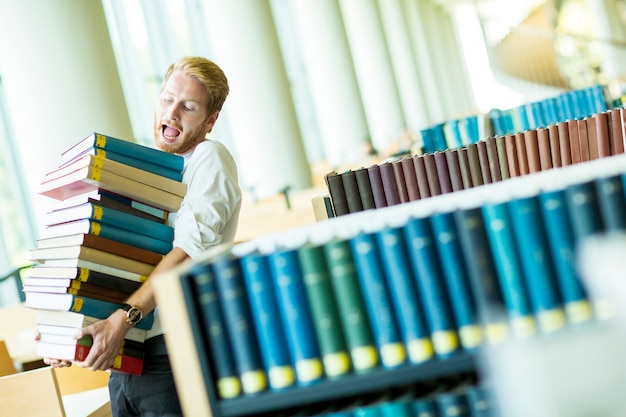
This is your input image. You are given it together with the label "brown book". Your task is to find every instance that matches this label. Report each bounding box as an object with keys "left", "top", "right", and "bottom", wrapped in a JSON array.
[
  {"left": 23, "top": 277, "right": 131, "bottom": 303},
  {"left": 548, "top": 124, "right": 562, "bottom": 168},
  {"left": 413, "top": 155, "right": 431, "bottom": 198},
  {"left": 495, "top": 136, "right": 510, "bottom": 180},
  {"left": 325, "top": 171, "right": 349, "bottom": 216},
  {"left": 594, "top": 112, "right": 611, "bottom": 158},
  {"left": 392, "top": 160, "right": 410, "bottom": 203},
  {"left": 465, "top": 143, "right": 483, "bottom": 186},
  {"left": 559, "top": 121, "right": 572, "bottom": 166},
  {"left": 609, "top": 108, "right": 625, "bottom": 155},
  {"left": 24, "top": 284, "right": 127, "bottom": 305},
  {"left": 423, "top": 153, "right": 441, "bottom": 196},
  {"left": 341, "top": 170, "right": 363, "bottom": 213},
  {"left": 504, "top": 134, "right": 520, "bottom": 177},
  {"left": 523, "top": 130, "right": 541, "bottom": 173},
  {"left": 568, "top": 119, "right": 581, "bottom": 164},
  {"left": 485, "top": 137, "right": 502, "bottom": 182},
  {"left": 457, "top": 148, "right": 473, "bottom": 188},
  {"left": 585, "top": 117, "right": 598, "bottom": 161},
  {"left": 379, "top": 162, "right": 400, "bottom": 206},
  {"left": 434, "top": 151, "right": 452, "bottom": 194},
  {"left": 514, "top": 132, "right": 529, "bottom": 175},
  {"left": 36, "top": 233, "right": 163, "bottom": 266},
  {"left": 536, "top": 128, "right": 552, "bottom": 171},
  {"left": 445, "top": 149, "right": 464, "bottom": 191},
  {"left": 354, "top": 167, "right": 376, "bottom": 210},
  {"left": 367, "top": 164, "right": 387, "bottom": 208},
  {"left": 401, "top": 157, "right": 420, "bottom": 201},
  {"left": 577, "top": 119, "right": 590, "bottom": 162},
  {"left": 476, "top": 141, "right": 492, "bottom": 184}
]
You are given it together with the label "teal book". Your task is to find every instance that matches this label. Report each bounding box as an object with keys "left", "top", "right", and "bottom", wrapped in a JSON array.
[
  {"left": 45, "top": 200, "right": 174, "bottom": 243},
  {"left": 436, "top": 391, "right": 470, "bottom": 417},
  {"left": 349, "top": 233, "right": 406, "bottom": 368},
  {"left": 186, "top": 263, "right": 242, "bottom": 399},
  {"left": 465, "top": 385, "right": 495, "bottom": 417},
  {"left": 507, "top": 196, "right": 565, "bottom": 334},
  {"left": 41, "top": 219, "right": 172, "bottom": 255},
  {"left": 412, "top": 398, "right": 438, "bottom": 416},
  {"left": 211, "top": 254, "right": 267, "bottom": 395},
  {"left": 429, "top": 212, "right": 482, "bottom": 351},
  {"left": 564, "top": 181, "right": 604, "bottom": 241},
  {"left": 353, "top": 404, "right": 384, "bottom": 417},
  {"left": 297, "top": 243, "right": 351, "bottom": 379},
  {"left": 538, "top": 189, "right": 592, "bottom": 324},
  {"left": 594, "top": 175, "right": 626, "bottom": 231},
  {"left": 239, "top": 252, "right": 295, "bottom": 391},
  {"left": 453, "top": 208, "right": 509, "bottom": 344},
  {"left": 24, "top": 291, "right": 153, "bottom": 330},
  {"left": 402, "top": 217, "right": 460, "bottom": 357},
  {"left": 267, "top": 248, "right": 324, "bottom": 386},
  {"left": 375, "top": 227, "right": 434, "bottom": 364},
  {"left": 380, "top": 399, "right": 413, "bottom": 417},
  {"left": 322, "top": 239, "right": 379, "bottom": 374},
  {"left": 60, "top": 132, "right": 184, "bottom": 172},
  {"left": 481, "top": 202, "right": 536, "bottom": 339}
]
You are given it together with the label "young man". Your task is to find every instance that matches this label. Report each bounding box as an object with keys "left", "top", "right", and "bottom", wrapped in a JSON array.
[{"left": 42, "top": 56, "right": 242, "bottom": 416}]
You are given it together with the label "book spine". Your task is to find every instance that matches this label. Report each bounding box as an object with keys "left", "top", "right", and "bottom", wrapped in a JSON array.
[
  {"left": 414, "top": 155, "right": 432, "bottom": 197},
  {"left": 374, "top": 227, "right": 434, "bottom": 364},
  {"left": 481, "top": 203, "right": 536, "bottom": 339},
  {"left": 212, "top": 255, "right": 267, "bottom": 394},
  {"left": 423, "top": 153, "right": 442, "bottom": 196},
  {"left": 322, "top": 239, "right": 378, "bottom": 373},
  {"left": 94, "top": 133, "right": 184, "bottom": 171},
  {"left": 239, "top": 253, "right": 295, "bottom": 390},
  {"left": 445, "top": 149, "right": 465, "bottom": 191},
  {"left": 91, "top": 221, "right": 172, "bottom": 255},
  {"left": 187, "top": 264, "right": 242, "bottom": 398},
  {"left": 96, "top": 204, "right": 174, "bottom": 243},
  {"left": 586, "top": 116, "right": 599, "bottom": 160},
  {"left": 429, "top": 212, "right": 482, "bottom": 351},
  {"left": 577, "top": 119, "right": 591, "bottom": 162},
  {"left": 267, "top": 249, "right": 324, "bottom": 385},
  {"left": 504, "top": 134, "right": 520, "bottom": 177},
  {"left": 507, "top": 196, "right": 566, "bottom": 333},
  {"left": 485, "top": 136, "right": 502, "bottom": 182},
  {"left": 401, "top": 157, "right": 421, "bottom": 201},
  {"left": 476, "top": 141, "right": 492, "bottom": 184},
  {"left": 297, "top": 244, "right": 351, "bottom": 379},
  {"left": 564, "top": 181, "right": 604, "bottom": 240},
  {"left": 609, "top": 108, "right": 625, "bottom": 154},
  {"left": 538, "top": 189, "right": 592, "bottom": 325},
  {"left": 495, "top": 135, "right": 510, "bottom": 180},
  {"left": 594, "top": 112, "right": 611, "bottom": 157},
  {"left": 93, "top": 148, "right": 183, "bottom": 182},
  {"left": 466, "top": 143, "right": 483, "bottom": 186},
  {"left": 568, "top": 119, "right": 581, "bottom": 164},
  {"left": 457, "top": 148, "right": 474, "bottom": 188},
  {"left": 326, "top": 172, "right": 349, "bottom": 217},
  {"left": 367, "top": 165, "right": 388, "bottom": 209},
  {"left": 379, "top": 162, "right": 401, "bottom": 206},
  {"left": 349, "top": 233, "right": 406, "bottom": 368},
  {"left": 548, "top": 124, "right": 562, "bottom": 168},
  {"left": 514, "top": 132, "right": 529, "bottom": 175},
  {"left": 354, "top": 167, "right": 376, "bottom": 210},
  {"left": 341, "top": 170, "right": 364, "bottom": 214},
  {"left": 402, "top": 217, "right": 460, "bottom": 357},
  {"left": 594, "top": 175, "right": 626, "bottom": 232},
  {"left": 536, "top": 128, "right": 553, "bottom": 171},
  {"left": 392, "top": 160, "right": 410, "bottom": 203}
]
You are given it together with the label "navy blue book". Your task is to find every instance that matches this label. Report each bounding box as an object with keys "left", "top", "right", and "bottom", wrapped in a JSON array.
[
  {"left": 211, "top": 254, "right": 267, "bottom": 395},
  {"left": 60, "top": 132, "right": 184, "bottom": 172},
  {"left": 594, "top": 175, "right": 626, "bottom": 231},
  {"left": 465, "top": 385, "right": 496, "bottom": 417},
  {"left": 564, "top": 181, "right": 604, "bottom": 241},
  {"left": 481, "top": 202, "right": 536, "bottom": 339},
  {"left": 538, "top": 188, "right": 592, "bottom": 325},
  {"left": 322, "top": 239, "right": 379, "bottom": 374},
  {"left": 349, "top": 232, "right": 406, "bottom": 369},
  {"left": 239, "top": 252, "right": 295, "bottom": 391},
  {"left": 375, "top": 227, "right": 434, "bottom": 364},
  {"left": 436, "top": 391, "right": 471, "bottom": 417},
  {"left": 507, "top": 196, "right": 565, "bottom": 334},
  {"left": 402, "top": 217, "right": 460, "bottom": 358},
  {"left": 267, "top": 248, "right": 323, "bottom": 386},
  {"left": 45, "top": 201, "right": 174, "bottom": 243},
  {"left": 453, "top": 208, "right": 509, "bottom": 344},
  {"left": 429, "top": 212, "right": 482, "bottom": 352},
  {"left": 412, "top": 398, "right": 439, "bottom": 416},
  {"left": 297, "top": 243, "right": 351, "bottom": 379},
  {"left": 186, "top": 263, "right": 241, "bottom": 399}
]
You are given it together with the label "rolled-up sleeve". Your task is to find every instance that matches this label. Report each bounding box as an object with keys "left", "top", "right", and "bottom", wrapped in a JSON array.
[{"left": 172, "top": 141, "right": 241, "bottom": 260}]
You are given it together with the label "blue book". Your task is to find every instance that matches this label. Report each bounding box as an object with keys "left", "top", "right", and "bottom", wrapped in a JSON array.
[
  {"left": 349, "top": 233, "right": 406, "bottom": 368},
  {"left": 45, "top": 201, "right": 174, "bottom": 243},
  {"left": 538, "top": 189, "right": 592, "bottom": 324},
  {"left": 589, "top": 85, "right": 607, "bottom": 113},
  {"left": 41, "top": 219, "right": 172, "bottom": 255},
  {"left": 412, "top": 398, "right": 439, "bottom": 416},
  {"left": 61, "top": 132, "right": 184, "bottom": 172},
  {"left": 465, "top": 386, "right": 495, "bottom": 417},
  {"left": 420, "top": 128, "right": 435, "bottom": 154},
  {"left": 375, "top": 227, "right": 434, "bottom": 364},
  {"left": 432, "top": 123, "right": 448, "bottom": 151},
  {"left": 594, "top": 175, "right": 626, "bottom": 231},
  {"left": 239, "top": 252, "right": 295, "bottom": 391},
  {"left": 436, "top": 391, "right": 470, "bottom": 417},
  {"left": 564, "top": 181, "right": 604, "bottom": 241},
  {"left": 211, "top": 254, "right": 267, "bottom": 395},
  {"left": 402, "top": 217, "right": 460, "bottom": 358},
  {"left": 481, "top": 202, "right": 536, "bottom": 339},
  {"left": 187, "top": 263, "right": 241, "bottom": 399},
  {"left": 429, "top": 212, "right": 482, "bottom": 352},
  {"left": 507, "top": 196, "right": 565, "bottom": 333},
  {"left": 380, "top": 399, "right": 413, "bottom": 417},
  {"left": 353, "top": 404, "right": 384, "bottom": 417},
  {"left": 444, "top": 120, "right": 463, "bottom": 149},
  {"left": 267, "top": 248, "right": 323, "bottom": 386},
  {"left": 489, "top": 109, "right": 506, "bottom": 136},
  {"left": 513, "top": 105, "right": 530, "bottom": 132},
  {"left": 453, "top": 208, "right": 509, "bottom": 344},
  {"left": 24, "top": 291, "right": 153, "bottom": 330},
  {"left": 529, "top": 101, "right": 544, "bottom": 129}
]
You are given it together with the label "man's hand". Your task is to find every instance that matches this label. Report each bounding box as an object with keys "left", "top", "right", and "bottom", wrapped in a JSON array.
[
  {"left": 35, "top": 332, "right": 73, "bottom": 368},
  {"left": 73, "top": 309, "right": 130, "bottom": 372}
]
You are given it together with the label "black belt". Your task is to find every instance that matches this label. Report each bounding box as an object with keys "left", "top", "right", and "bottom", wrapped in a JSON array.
[{"left": 144, "top": 334, "right": 169, "bottom": 357}]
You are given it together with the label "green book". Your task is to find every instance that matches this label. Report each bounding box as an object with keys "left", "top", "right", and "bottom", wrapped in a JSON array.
[{"left": 297, "top": 243, "right": 351, "bottom": 379}]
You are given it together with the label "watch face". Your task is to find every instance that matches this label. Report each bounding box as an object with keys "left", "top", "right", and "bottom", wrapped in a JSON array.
[{"left": 127, "top": 307, "right": 142, "bottom": 324}]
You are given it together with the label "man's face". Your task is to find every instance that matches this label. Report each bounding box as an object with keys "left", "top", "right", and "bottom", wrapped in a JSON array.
[{"left": 154, "top": 70, "right": 217, "bottom": 154}]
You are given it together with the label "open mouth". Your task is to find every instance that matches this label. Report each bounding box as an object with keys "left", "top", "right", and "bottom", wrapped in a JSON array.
[{"left": 162, "top": 125, "right": 181, "bottom": 141}]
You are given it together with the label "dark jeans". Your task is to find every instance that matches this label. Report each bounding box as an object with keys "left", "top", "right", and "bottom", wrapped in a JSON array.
[{"left": 108, "top": 335, "right": 182, "bottom": 417}]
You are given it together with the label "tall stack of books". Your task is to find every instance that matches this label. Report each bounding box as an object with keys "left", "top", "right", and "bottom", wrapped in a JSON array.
[{"left": 24, "top": 132, "right": 187, "bottom": 375}]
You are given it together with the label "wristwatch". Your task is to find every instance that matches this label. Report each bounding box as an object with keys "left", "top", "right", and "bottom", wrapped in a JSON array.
[{"left": 120, "top": 303, "right": 143, "bottom": 326}]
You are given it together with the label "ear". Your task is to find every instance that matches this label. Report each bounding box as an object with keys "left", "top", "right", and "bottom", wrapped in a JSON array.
[{"left": 205, "top": 111, "right": 219, "bottom": 133}]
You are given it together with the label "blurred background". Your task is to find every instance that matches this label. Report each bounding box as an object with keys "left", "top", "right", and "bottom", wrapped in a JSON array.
[{"left": 0, "top": 0, "right": 625, "bottom": 305}]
